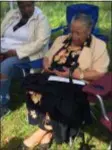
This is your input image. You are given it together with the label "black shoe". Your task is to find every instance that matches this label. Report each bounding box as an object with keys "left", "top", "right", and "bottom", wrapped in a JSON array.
[
  {"left": 79, "top": 143, "right": 92, "bottom": 150},
  {"left": 37, "top": 143, "right": 50, "bottom": 150},
  {"left": 17, "top": 143, "right": 33, "bottom": 150}
]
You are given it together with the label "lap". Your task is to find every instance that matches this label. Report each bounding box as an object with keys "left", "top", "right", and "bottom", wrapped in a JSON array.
[
  {"left": 24, "top": 73, "right": 91, "bottom": 127},
  {"left": 24, "top": 72, "right": 92, "bottom": 144},
  {"left": 0, "top": 56, "right": 28, "bottom": 76}
]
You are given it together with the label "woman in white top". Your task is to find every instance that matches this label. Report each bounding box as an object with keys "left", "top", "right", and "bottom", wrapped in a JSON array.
[{"left": 0, "top": 1, "right": 51, "bottom": 117}]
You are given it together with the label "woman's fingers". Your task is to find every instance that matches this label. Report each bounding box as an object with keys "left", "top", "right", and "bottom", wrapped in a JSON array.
[
  {"left": 54, "top": 70, "right": 60, "bottom": 76},
  {"left": 63, "top": 67, "right": 69, "bottom": 71},
  {"left": 54, "top": 69, "right": 69, "bottom": 77}
]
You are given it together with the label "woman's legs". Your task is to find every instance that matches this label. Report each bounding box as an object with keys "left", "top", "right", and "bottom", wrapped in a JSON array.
[
  {"left": 23, "top": 109, "right": 53, "bottom": 148},
  {"left": 0, "top": 57, "right": 28, "bottom": 105},
  {"left": 40, "top": 131, "right": 52, "bottom": 144},
  {"left": 23, "top": 128, "right": 52, "bottom": 148}
]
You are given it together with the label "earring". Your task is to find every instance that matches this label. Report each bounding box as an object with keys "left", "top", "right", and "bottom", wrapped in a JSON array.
[{"left": 88, "top": 34, "right": 90, "bottom": 38}]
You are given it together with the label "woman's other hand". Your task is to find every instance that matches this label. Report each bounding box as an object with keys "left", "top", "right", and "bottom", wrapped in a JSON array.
[
  {"left": 72, "top": 68, "right": 81, "bottom": 79},
  {"left": 43, "top": 57, "right": 55, "bottom": 73},
  {"left": 43, "top": 57, "right": 50, "bottom": 71},
  {"left": 6, "top": 50, "right": 17, "bottom": 57},
  {"left": 2, "top": 50, "right": 17, "bottom": 59},
  {"left": 54, "top": 67, "right": 69, "bottom": 77}
]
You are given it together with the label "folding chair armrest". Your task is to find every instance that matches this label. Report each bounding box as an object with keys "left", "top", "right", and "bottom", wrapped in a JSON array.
[
  {"left": 29, "top": 58, "right": 43, "bottom": 69},
  {"left": 83, "top": 84, "right": 106, "bottom": 96},
  {"left": 83, "top": 73, "right": 112, "bottom": 121},
  {"left": 14, "top": 58, "right": 43, "bottom": 76},
  {"left": 14, "top": 63, "right": 31, "bottom": 77},
  {"left": 83, "top": 73, "right": 112, "bottom": 97},
  {"left": 15, "top": 58, "right": 43, "bottom": 69}
]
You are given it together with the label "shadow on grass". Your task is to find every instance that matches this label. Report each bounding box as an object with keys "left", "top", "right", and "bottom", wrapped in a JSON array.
[
  {"left": 9, "top": 78, "right": 26, "bottom": 111},
  {"left": 1, "top": 137, "right": 23, "bottom": 150},
  {"left": 85, "top": 120, "right": 112, "bottom": 146}
]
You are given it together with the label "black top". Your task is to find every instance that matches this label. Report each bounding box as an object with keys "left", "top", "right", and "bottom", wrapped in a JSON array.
[
  {"left": 13, "top": 18, "right": 29, "bottom": 31},
  {"left": 50, "top": 35, "right": 91, "bottom": 72}
]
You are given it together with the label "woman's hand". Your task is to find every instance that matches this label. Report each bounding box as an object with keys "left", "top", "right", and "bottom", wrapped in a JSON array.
[
  {"left": 6, "top": 50, "right": 17, "bottom": 57},
  {"left": 54, "top": 67, "right": 69, "bottom": 77},
  {"left": 72, "top": 68, "right": 81, "bottom": 79},
  {"left": 43, "top": 57, "right": 55, "bottom": 74},
  {"left": 43, "top": 57, "right": 50, "bottom": 71},
  {"left": 1, "top": 50, "right": 17, "bottom": 59}
]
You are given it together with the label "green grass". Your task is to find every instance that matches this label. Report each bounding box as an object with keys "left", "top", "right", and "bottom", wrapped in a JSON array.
[{"left": 1, "top": 1, "right": 112, "bottom": 150}]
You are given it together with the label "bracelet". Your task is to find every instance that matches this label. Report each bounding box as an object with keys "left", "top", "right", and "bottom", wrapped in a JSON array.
[{"left": 78, "top": 67, "right": 84, "bottom": 80}]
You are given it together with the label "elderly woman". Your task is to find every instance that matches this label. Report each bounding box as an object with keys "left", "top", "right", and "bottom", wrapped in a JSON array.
[
  {"left": 21, "top": 13, "right": 110, "bottom": 149},
  {"left": 0, "top": 1, "right": 51, "bottom": 116}
]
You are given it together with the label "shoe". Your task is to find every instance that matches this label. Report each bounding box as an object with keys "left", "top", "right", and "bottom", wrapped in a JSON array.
[
  {"left": 17, "top": 142, "right": 34, "bottom": 150},
  {"left": 37, "top": 143, "right": 50, "bottom": 150},
  {"left": 37, "top": 137, "right": 53, "bottom": 150}
]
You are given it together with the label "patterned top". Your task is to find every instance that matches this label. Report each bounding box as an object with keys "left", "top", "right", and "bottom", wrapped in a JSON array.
[{"left": 50, "top": 36, "right": 92, "bottom": 71}]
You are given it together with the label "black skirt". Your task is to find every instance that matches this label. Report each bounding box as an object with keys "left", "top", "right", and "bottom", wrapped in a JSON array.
[{"left": 23, "top": 72, "right": 92, "bottom": 143}]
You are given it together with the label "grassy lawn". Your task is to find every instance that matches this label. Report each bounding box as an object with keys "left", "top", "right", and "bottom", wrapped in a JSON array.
[
  {"left": 1, "top": 1, "right": 112, "bottom": 150},
  {"left": 1, "top": 80, "right": 112, "bottom": 150}
]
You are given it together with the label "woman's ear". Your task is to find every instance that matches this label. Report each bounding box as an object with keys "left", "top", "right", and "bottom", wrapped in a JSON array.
[{"left": 87, "top": 30, "right": 91, "bottom": 38}]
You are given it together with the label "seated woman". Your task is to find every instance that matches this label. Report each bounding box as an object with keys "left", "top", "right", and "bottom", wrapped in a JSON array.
[
  {"left": 0, "top": 1, "right": 51, "bottom": 116},
  {"left": 20, "top": 13, "right": 110, "bottom": 149}
]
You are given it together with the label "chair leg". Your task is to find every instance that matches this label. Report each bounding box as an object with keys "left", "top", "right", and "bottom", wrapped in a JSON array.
[
  {"left": 69, "top": 136, "right": 73, "bottom": 147},
  {"left": 107, "top": 141, "right": 112, "bottom": 150},
  {"left": 69, "top": 128, "right": 81, "bottom": 149},
  {"left": 96, "top": 95, "right": 109, "bottom": 121}
]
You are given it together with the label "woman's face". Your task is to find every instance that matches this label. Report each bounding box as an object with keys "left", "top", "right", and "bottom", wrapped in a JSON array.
[
  {"left": 70, "top": 20, "right": 91, "bottom": 46},
  {"left": 18, "top": 2, "right": 34, "bottom": 18}
]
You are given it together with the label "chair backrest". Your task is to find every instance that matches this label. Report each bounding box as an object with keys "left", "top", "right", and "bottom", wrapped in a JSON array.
[
  {"left": 64, "top": 4, "right": 108, "bottom": 42},
  {"left": 66, "top": 4, "right": 99, "bottom": 33}
]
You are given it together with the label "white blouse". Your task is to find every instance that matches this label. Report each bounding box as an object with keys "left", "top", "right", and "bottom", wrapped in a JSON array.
[{"left": 1, "top": 20, "right": 29, "bottom": 52}]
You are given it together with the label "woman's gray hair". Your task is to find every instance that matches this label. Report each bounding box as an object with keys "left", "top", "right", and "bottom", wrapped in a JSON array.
[{"left": 71, "top": 13, "right": 94, "bottom": 29}]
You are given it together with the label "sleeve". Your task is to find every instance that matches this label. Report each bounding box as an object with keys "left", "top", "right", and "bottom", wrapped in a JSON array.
[
  {"left": 1, "top": 10, "right": 14, "bottom": 37},
  {"left": 92, "top": 44, "right": 110, "bottom": 73},
  {"left": 16, "top": 14, "right": 51, "bottom": 59},
  {"left": 44, "top": 36, "right": 61, "bottom": 64}
]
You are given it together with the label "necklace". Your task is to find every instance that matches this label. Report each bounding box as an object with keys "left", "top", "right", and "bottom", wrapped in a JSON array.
[{"left": 67, "top": 45, "right": 81, "bottom": 52}]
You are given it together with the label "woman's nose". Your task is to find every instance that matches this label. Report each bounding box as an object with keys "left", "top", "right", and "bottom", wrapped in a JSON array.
[{"left": 72, "top": 33, "right": 79, "bottom": 40}]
